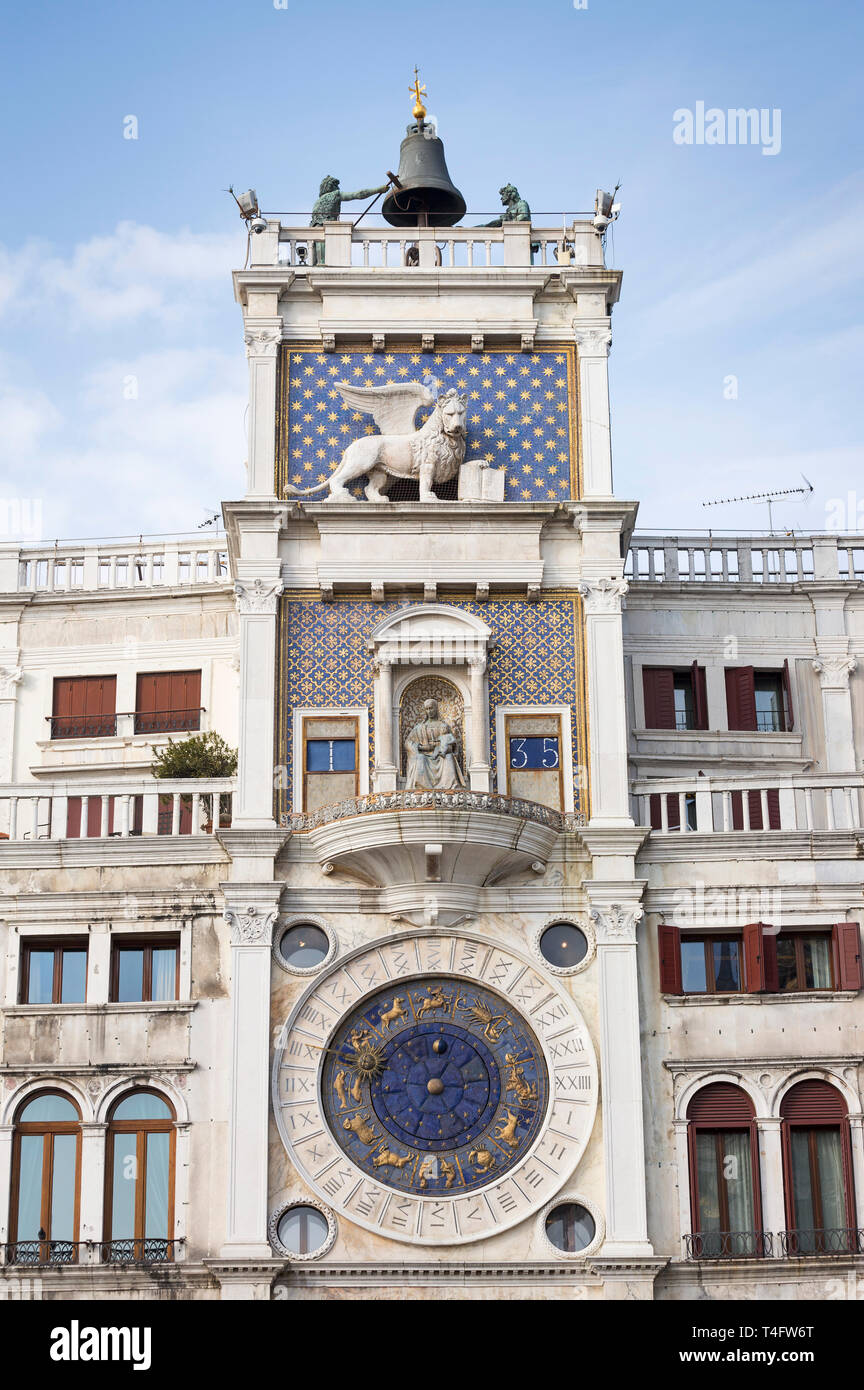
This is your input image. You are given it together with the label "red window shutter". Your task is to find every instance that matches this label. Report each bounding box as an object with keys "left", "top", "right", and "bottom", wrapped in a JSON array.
[
  {"left": 763, "top": 930, "right": 779, "bottom": 992},
  {"left": 136, "top": 673, "right": 159, "bottom": 716},
  {"left": 743, "top": 922, "right": 766, "bottom": 992},
  {"left": 643, "top": 668, "right": 676, "bottom": 729},
  {"left": 86, "top": 676, "right": 116, "bottom": 717},
  {"left": 833, "top": 922, "right": 863, "bottom": 991},
  {"left": 782, "top": 658, "right": 794, "bottom": 732},
  {"left": 725, "top": 667, "right": 757, "bottom": 731},
  {"left": 666, "top": 793, "right": 681, "bottom": 830},
  {"left": 692, "top": 661, "right": 708, "bottom": 730},
  {"left": 780, "top": 1079, "right": 847, "bottom": 1121},
  {"left": 748, "top": 789, "right": 762, "bottom": 830},
  {"left": 649, "top": 794, "right": 662, "bottom": 830},
  {"left": 766, "top": 788, "right": 781, "bottom": 829},
  {"left": 53, "top": 678, "right": 74, "bottom": 717},
  {"left": 66, "top": 797, "right": 82, "bottom": 837},
  {"left": 687, "top": 1082, "right": 754, "bottom": 1122},
  {"left": 658, "top": 923, "right": 682, "bottom": 993}
]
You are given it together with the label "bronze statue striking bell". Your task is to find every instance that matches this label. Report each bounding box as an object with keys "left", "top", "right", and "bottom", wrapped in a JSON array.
[{"left": 382, "top": 121, "right": 466, "bottom": 227}]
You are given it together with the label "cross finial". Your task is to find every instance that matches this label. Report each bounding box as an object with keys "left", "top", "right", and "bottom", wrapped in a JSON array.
[{"left": 410, "top": 66, "right": 427, "bottom": 122}]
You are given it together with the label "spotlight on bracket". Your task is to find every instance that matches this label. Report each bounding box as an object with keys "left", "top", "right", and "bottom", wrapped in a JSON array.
[
  {"left": 593, "top": 185, "right": 622, "bottom": 233},
  {"left": 228, "top": 186, "right": 267, "bottom": 231}
]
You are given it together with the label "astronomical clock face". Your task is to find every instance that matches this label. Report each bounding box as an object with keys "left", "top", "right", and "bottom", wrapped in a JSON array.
[{"left": 273, "top": 932, "right": 597, "bottom": 1245}]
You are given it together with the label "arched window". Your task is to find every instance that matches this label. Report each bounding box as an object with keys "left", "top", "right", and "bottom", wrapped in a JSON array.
[
  {"left": 686, "top": 1083, "right": 765, "bottom": 1258},
  {"left": 10, "top": 1091, "right": 81, "bottom": 1264},
  {"left": 104, "top": 1090, "right": 176, "bottom": 1262},
  {"left": 780, "top": 1080, "right": 856, "bottom": 1254}
]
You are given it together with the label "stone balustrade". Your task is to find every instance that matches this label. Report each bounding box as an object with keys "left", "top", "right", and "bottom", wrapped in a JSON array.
[
  {"left": 632, "top": 773, "right": 864, "bottom": 834},
  {"left": 4, "top": 538, "right": 230, "bottom": 593},
  {"left": 626, "top": 533, "right": 864, "bottom": 585},
  {"left": 288, "top": 787, "right": 587, "bottom": 833},
  {"left": 0, "top": 777, "right": 236, "bottom": 841}
]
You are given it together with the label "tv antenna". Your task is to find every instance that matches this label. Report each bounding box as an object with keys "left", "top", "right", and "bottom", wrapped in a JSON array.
[{"left": 702, "top": 476, "right": 813, "bottom": 533}]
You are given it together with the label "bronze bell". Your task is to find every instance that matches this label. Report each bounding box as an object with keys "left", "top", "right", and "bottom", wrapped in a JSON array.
[{"left": 382, "top": 120, "right": 466, "bottom": 227}]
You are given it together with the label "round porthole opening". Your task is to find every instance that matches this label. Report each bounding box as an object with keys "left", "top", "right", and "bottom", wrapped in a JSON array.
[
  {"left": 277, "top": 1205, "right": 329, "bottom": 1256},
  {"left": 545, "top": 1202, "right": 595, "bottom": 1253},
  {"left": 539, "top": 922, "right": 588, "bottom": 970},
  {"left": 279, "top": 923, "right": 330, "bottom": 969}
]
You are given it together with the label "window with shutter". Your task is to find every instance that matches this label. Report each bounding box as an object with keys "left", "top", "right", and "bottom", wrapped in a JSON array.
[
  {"left": 832, "top": 923, "right": 862, "bottom": 992},
  {"left": 658, "top": 923, "right": 682, "bottom": 994},
  {"left": 725, "top": 667, "right": 757, "bottom": 731},
  {"left": 51, "top": 676, "right": 117, "bottom": 739},
  {"left": 686, "top": 1083, "right": 764, "bottom": 1258},
  {"left": 135, "top": 671, "right": 201, "bottom": 734},
  {"left": 643, "top": 668, "right": 676, "bottom": 729},
  {"left": 780, "top": 1080, "right": 856, "bottom": 1251}
]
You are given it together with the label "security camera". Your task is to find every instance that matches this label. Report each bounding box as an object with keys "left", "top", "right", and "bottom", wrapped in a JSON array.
[{"left": 250, "top": 216, "right": 267, "bottom": 235}]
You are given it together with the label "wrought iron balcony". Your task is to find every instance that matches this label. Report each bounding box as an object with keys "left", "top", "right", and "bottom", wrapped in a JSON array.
[
  {"left": 2, "top": 1240, "right": 83, "bottom": 1265},
  {"left": 1, "top": 1238, "right": 183, "bottom": 1266},
  {"left": 779, "top": 1228, "right": 864, "bottom": 1256},
  {"left": 99, "top": 1238, "right": 180, "bottom": 1264},
  {"left": 684, "top": 1230, "right": 773, "bottom": 1260}
]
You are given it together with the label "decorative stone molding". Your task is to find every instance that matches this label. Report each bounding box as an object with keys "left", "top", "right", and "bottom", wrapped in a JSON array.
[
  {"left": 272, "top": 914, "right": 338, "bottom": 976},
  {"left": 532, "top": 915, "right": 597, "bottom": 975},
  {"left": 520, "top": 332, "right": 535, "bottom": 354},
  {"left": 538, "top": 1192, "right": 605, "bottom": 1259},
  {"left": 372, "top": 333, "right": 385, "bottom": 354},
  {"left": 421, "top": 333, "right": 435, "bottom": 354},
  {"left": 234, "top": 578, "right": 285, "bottom": 615},
  {"left": 268, "top": 1197, "right": 337, "bottom": 1261},
  {"left": 244, "top": 327, "right": 282, "bottom": 357},
  {"left": 590, "top": 903, "right": 644, "bottom": 945},
  {"left": 0, "top": 666, "right": 23, "bottom": 698},
  {"left": 290, "top": 788, "right": 588, "bottom": 833},
  {"left": 224, "top": 904, "right": 279, "bottom": 946},
  {"left": 322, "top": 333, "right": 336, "bottom": 354},
  {"left": 666, "top": 1057, "right": 862, "bottom": 1120},
  {"left": 471, "top": 333, "right": 484, "bottom": 354},
  {"left": 812, "top": 655, "right": 858, "bottom": 689},
  {"left": 572, "top": 325, "right": 612, "bottom": 357},
  {"left": 423, "top": 581, "right": 437, "bottom": 603},
  {"left": 467, "top": 654, "right": 487, "bottom": 674},
  {"left": 576, "top": 577, "right": 628, "bottom": 614},
  {"left": 475, "top": 581, "right": 490, "bottom": 602}
]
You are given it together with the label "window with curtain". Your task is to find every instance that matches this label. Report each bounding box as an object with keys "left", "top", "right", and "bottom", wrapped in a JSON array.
[
  {"left": 781, "top": 1080, "right": 855, "bottom": 1254},
  {"left": 20, "top": 940, "right": 87, "bottom": 1003},
  {"left": 105, "top": 1091, "right": 175, "bottom": 1261},
  {"left": 687, "top": 1083, "right": 764, "bottom": 1258},
  {"left": 110, "top": 938, "right": 179, "bottom": 1002},
  {"left": 10, "top": 1092, "right": 81, "bottom": 1264}
]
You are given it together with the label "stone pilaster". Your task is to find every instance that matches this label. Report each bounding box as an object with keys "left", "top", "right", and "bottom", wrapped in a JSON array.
[
  {"left": 812, "top": 653, "right": 858, "bottom": 772},
  {"left": 243, "top": 324, "right": 281, "bottom": 497},
  {"left": 576, "top": 578, "right": 631, "bottom": 827},
  {"left": 572, "top": 324, "right": 613, "bottom": 497},
  {"left": 233, "top": 577, "right": 284, "bottom": 826}
]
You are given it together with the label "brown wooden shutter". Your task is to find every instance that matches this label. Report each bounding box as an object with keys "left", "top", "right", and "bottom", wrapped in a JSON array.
[
  {"left": 53, "top": 678, "right": 74, "bottom": 718},
  {"left": 136, "top": 673, "right": 159, "bottom": 718},
  {"left": 643, "top": 668, "right": 676, "bottom": 729},
  {"left": 780, "top": 1079, "right": 847, "bottom": 1121},
  {"left": 763, "top": 930, "right": 779, "bottom": 992},
  {"left": 725, "top": 667, "right": 757, "bottom": 731},
  {"left": 833, "top": 922, "right": 863, "bottom": 991},
  {"left": 66, "top": 797, "right": 81, "bottom": 837},
  {"left": 692, "top": 662, "right": 708, "bottom": 730},
  {"left": 782, "top": 658, "right": 794, "bottom": 731},
  {"left": 658, "top": 923, "right": 682, "bottom": 993},
  {"left": 687, "top": 1081, "right": 754, "bottom": 1122},
  {"left": 743, "top": 922, "right": 766, "bottom": 992}
]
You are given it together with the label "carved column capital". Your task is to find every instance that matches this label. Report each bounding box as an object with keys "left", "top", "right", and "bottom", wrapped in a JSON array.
[
  {"left": 468, "top": 654, "right": 487, "bottom": 673},
  {"left": 812, "top": 655, "right": 858, "bottom": 689},
  {"left": 590, "top": 903, "right": 644, "bottom": 945},
  {"left": 224, "top": 904, "right": 279, "bottom": 947},
  {"left": 572, "top": 325, "right": 612, "bottom": 357},
  {"left": 234, "top": 578, "right": 284, "bottom": 615},
  {"left": 0, "top": 666, "right": 23, "bottom": 699},
  {"left": 244, "top": 327, "right": 282, "bottom": 358},
  {"left": 576, "top": 577, "right": 628, "bottom": 614}
]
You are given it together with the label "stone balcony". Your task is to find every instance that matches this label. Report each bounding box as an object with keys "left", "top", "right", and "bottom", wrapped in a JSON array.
[{"left": 288, "top": 789, "right": 585, "bottom": 898}]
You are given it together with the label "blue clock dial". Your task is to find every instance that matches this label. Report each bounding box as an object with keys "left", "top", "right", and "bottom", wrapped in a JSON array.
[{"left": 321, "top": 977, "right": 549, "bottom": 1194}]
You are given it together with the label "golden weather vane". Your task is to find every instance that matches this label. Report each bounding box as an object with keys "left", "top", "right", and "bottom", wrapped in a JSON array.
[{"left": 410, "top": 66, "right": 427, "bottom": 122}]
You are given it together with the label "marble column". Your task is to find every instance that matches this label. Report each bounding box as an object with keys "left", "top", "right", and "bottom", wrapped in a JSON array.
[
  {"left": 243, "top": 325, "right": 281, "bottom": 498},
  {"left": 221, "top": 891, "right": 282, "bottom": 1259},
  {"left": 572, "top": 325, "right": 613, "bottom": 497},
  {"left": 0, "top": 662, "right": 22, "bottom": 786},
  {"left": 468, "top": 656, "right": 490, "bottom": 791},
  {"left": 812, "top": 655, "right": 858, "bottom": 775},
  {"left": 233, "top": 578, "right": 284, "bottom": 826},
  {"left": 78, "top": 1121, "right": 107, "bottom": 1258},
  {"left": 588, "top": 897, "right": 654, "bottom": 1258},
  {"left": 373, "top": 655, "right": 397, "bottom": 793}
]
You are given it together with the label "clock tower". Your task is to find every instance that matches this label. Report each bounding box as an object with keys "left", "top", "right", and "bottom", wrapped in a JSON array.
[{"left": 221, "top": 82, "right": 654, "bottom": 1298}]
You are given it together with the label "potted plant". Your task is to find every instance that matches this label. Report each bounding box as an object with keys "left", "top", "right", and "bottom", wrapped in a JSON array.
[{"left": 150, "top": 731, "right": 238, "bottom": 832}]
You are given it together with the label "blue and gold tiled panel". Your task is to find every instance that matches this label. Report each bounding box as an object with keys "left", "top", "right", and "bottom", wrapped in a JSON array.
[
  {"left": 274, "top": 593, "right": 588, "bottom": 820},
  {"left": 274, "top": 344, "right": 580, "bottom": 501}
]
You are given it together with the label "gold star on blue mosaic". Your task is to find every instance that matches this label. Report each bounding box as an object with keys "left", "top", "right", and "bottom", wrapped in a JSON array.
[{"left": 277, "top": 345, "right": 579, "bottom": 501}]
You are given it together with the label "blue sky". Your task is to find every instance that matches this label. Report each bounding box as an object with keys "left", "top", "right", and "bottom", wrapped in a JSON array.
[{"left": 1, "top": 0, "right": 861, "bottom": 540}]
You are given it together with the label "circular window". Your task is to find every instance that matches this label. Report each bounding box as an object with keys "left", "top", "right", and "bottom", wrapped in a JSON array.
[
  {"left": 270, "top": 1201, "right": 336, "bottom": 1260},
  {"left": 539, "top": 922, "right": 588, "bottom": 970},
  {"left": 277, "top": 921, "right": 334, "bottom": 973},
  {"left": 544, "top": 1202, "right": 596, "bottom": 1254}
]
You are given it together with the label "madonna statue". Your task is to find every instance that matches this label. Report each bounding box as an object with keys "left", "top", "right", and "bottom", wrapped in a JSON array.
[{"left": 404, "top": 698, "right": 466, "bottom": 790}]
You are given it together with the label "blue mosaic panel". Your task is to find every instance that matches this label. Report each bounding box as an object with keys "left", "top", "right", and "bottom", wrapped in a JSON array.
[
  {"left": 276, "top": 345, "right": 579, "bottom": 501},
  {"left": 276, "top": 595, "right": 587, "bottom": 815}
]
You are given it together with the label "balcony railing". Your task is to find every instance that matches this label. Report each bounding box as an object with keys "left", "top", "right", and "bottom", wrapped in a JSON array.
[
  {"left": 289, "top": 787, "right": 587, "bottom": 833},
  {"left": 779, "top": 1228, "right": 864, "bottom": 1256},
  {"left": 1, "top": 1238, "right": 183, "bottom": 1267},
  {"left": 633, "top": 774, "right": 863, "bottom": 834},
  {"left": 0, "top": 778, "right": 235, "bottom": 841},
  {"left": 48, "top": 709, "right": 204, "bottom": 740},
  {"left": 13, "top": 538, "right": 229, "bottom": 593},
  {"left": 684, "top": 1230, "right": 773, "bottom": 1260},
  {"left": 626, "top": 533, "right": 864, "bottom": 585}
]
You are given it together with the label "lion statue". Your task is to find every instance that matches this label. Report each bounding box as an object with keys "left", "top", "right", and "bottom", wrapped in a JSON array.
[{"left": 284, "top": 380, "right": 473, "bottom": 503}]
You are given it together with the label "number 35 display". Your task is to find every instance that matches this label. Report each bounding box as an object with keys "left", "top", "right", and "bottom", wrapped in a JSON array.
[{"left": 509, "top": 736, "right": 559, "bottom": 769}]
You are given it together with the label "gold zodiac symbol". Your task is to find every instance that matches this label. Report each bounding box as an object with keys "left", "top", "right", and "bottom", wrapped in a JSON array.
[
  {"left": 440, "top": 1157, "right": 457, "bottom": 1190},
  {"left": 504, "top": 1054, "right": 538, "bottom": 1106},
  {"left": 494, "top": 1110, "right": 520, "bottom": 1149},
  {"left": 416, "top": 985, "right": 453, "bottom": 1020},
  {"left": 418, "top": 1159, "right": 435, "bottom": 1188},
  {"left": 349, "top": 1072, "right": 363, "bottom": 1103},
  {"left": 334, "top": 1070, "right": 349, "bottom": 1109},
  {"left": 373, "top": 1146, "right": 414, "bottom": 1170},
  {"left": 467, "top": 1145, "right": 496, "bottom": 1174},
  {"left": 455, "top": 994, "right": 512, "bottom": 1042},
  {"left": 378, "top": 996, "right": 409, "bottom": 1030},
  {"left": 343, "top": 1112, "right": 378, "bottom": 1146}
]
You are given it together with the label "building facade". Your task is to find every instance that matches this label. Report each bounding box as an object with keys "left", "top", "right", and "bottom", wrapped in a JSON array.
[{"left": 0, "top": 125, "right": 862, "bottom": 1301}]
